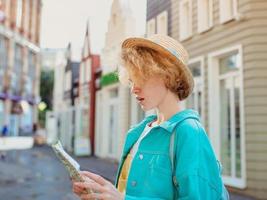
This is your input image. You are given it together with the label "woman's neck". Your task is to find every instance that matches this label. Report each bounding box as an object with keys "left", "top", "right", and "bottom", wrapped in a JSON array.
[{"left": 154, "top": 90, "right": 183, "bottom": 125}]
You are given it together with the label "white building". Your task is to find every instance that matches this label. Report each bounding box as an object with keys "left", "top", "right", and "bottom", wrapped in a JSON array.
[
  {"left": 41, "top": 48, "right": 68, "bottom": 145},
  {"left": 95, "top": 0, "right": 146, "bottom": 161}
]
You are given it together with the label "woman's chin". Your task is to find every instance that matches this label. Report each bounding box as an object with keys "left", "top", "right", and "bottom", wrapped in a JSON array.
[
  {"left": 140, "top": 105, "right": 148, "bottom": 111},
  {"left": 140, "top": 105, "right": 154, "bottom": 112}
]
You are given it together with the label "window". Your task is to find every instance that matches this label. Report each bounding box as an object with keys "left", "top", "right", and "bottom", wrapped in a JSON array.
[
  {"left": 28, "top": 51, "right": 36, "bottom": 79},
  {"left": 0, "top": 68, "right": 3, "bottom": 92},
  {"left": 179, "top": 0, "right": 192, "bottom": 41},
  {"left": 157, "top": 11, "right": 168, "bottom": 35},
  {"left": 108, "top": 102, "right": 119, "bottom": 158},
  {"left": 0, "top": 101, "right": 4, "bottom": 128},
  {"left": 219, "top": 0, "right": 237, "bottom": 23},
  {"left": 0, "top": 36, "right": 8, "bottom": 70},
  {"left": 86, "top": 58, "right": 91, "bottom": 82},
  {"left": 186, "top": 57, "right": 205, "bottom": 124},
  {"left": 109, "top": 88, "right": 118, "bottom": 98},
  {"left": 197, "top": 0, "right": 213, "bottom": 33},
  {"left": 16, "top": 0, "right": 22, "bottom": 28},
  {"left": 208, "top": 45, "right": 245, "bottom": 188},
  {"left": 24, "top": 76, "right": 32, "bottom": 97},
  {"left": 146, "top": 18, "right": 155, "bottom": 37},
  {"left": 0, "top": 0, "right": 6, "bottom": 22},
  {"left": 65, "top": 71, "right": 71, "bottom": 91},
  {"left": 3, "top": 0, "right": 10, "bottom": 24},
  {"left": 26, "top": 51, "right": 35, "bottom": 96},
  {"left": 0, "top": 69, "right": 3, "bottom": 91},
  {"left": 107, "top": 86, "right": 119, "bottom": 158},
  {"left": 0, "top": 36, "right": 8, "bottom": 91},
  {"left": 13, "top": 44, "right": 23, "bottom": 95},
  {"left": 23, "top": 0, "right": 30, "bottom": 33},
  {"left": 30, "top": 0, "right": 36, "bottom": 37}
]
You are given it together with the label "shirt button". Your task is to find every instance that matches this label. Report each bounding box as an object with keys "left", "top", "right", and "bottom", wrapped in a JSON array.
[
  {"left": 139, "top": 154, "right": 143, "bottom": 160},
  {"left": 131, "top": 181, "right": 137, "bottom": 187}
]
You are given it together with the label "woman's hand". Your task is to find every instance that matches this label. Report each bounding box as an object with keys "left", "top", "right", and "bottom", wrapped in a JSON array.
[{"left": 72, "top": 171, "right": 124, "bottom": 200}]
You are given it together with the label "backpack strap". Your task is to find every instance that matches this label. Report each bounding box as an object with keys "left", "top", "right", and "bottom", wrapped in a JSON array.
[
  {"left": 169, "top": 116, "right": 199, "bottom": 198},
  {"left": 170, "top": 127, "right": 178, "bottom": 198}
]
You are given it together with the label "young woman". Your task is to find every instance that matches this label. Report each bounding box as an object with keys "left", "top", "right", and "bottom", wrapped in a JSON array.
[{"left": 72, "top": 34, "right": 228, "bottom": 200}]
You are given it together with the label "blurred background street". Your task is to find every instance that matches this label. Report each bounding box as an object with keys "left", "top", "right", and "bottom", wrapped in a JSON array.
[
  {"left": 0, "top": 146, "right": 256, "bottom": 200},
  {"left": 0, "top": 0, "right": 267, "bottom": 199},
  {"left": 0, "top": 145, "right": 118, "bottom": 200}
]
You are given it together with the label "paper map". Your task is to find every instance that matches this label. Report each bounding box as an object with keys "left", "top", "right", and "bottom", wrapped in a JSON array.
[{"left": 52, "top": 141, "right": 93, "bottom": 194}]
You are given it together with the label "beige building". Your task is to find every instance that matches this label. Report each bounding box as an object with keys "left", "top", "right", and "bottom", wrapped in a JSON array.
[
  {"left": 0, "top": 0, "right": 42, "bottom": 136},
  {"left": 95, "top": 0, "right": 146, "bottom": 161},
  {"left": 162, "top": 0, "right": 267, "bottom": 199}
]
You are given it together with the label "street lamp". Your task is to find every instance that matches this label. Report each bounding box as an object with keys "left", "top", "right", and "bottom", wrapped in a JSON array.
[{"left": 38, "top": 101, "right": 47, "bottom": 111}]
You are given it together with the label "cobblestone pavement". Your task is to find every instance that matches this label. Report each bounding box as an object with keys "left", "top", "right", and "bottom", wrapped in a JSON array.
[{"left": 0, "top": 146, "right": 257, "bottom": 200}]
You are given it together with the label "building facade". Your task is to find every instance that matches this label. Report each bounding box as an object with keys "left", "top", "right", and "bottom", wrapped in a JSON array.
[
  {"left": 46, "top": 44, "right": 79, "bottom": 152},
  {"left": 147, "top": 0, "right": 267, "bottom": 198},
  {"left": 59, "top": 44, "right": 80, "bottom": 152},
  {"left": 78, "top": 22, "right": 100, "bottom": 156},
  {"left": 95, "top": 0, "right": 146, "bottom": 161},
  {"left": 0, "top": 0, "right": 42, "bottom": 136}
]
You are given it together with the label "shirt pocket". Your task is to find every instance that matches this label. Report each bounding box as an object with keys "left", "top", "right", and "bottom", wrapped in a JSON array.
[
  {"left": 148, "top": 153, "right": 172, "bottom": 175},
  {"left": 143, "top": 153, "right": 173, "bottom": 199}
]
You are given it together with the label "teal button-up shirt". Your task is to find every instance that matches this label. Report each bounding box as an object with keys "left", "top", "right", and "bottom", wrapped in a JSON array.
[{"left": 115, "top": 109, "right": 226, "bottom": 200}]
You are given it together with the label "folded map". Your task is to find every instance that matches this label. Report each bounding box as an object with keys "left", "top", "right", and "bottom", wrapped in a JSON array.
[{"left": 52, "top": 141, "right": 93, "bottom": 194}]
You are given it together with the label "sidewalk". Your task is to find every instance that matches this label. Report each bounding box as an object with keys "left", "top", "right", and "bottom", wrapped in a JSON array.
[
  {"left": 0, "top": 145, "right": 256, "bottom": 200},
  {"left": 0, "top": 136, "right": 34, "bottom": 150}
]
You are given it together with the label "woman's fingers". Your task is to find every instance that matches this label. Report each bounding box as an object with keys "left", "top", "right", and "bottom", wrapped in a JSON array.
[
  {"left": 74, "top": 181, "right": 106, "bottom": 193},
  {"left": 72, "top": 183, "right": 86, "bottom": 196},
  {"left": 80, "top": 171, "right": 107, "bottom": 186},
  {"left": 73, "top": 187, "right": 84, "bottom": 195},
  {"left": 80, "top": 192, "right": 106, "bottom": 200}
]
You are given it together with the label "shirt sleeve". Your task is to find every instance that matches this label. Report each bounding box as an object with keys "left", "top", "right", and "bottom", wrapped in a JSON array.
[{"left": 174, "top": 119, "right": 221, "bottom": 199}]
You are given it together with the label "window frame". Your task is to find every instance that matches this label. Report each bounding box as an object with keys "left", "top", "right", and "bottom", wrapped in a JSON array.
[
  {"left": 208, "top": 45, "right": 246, "bottom": 188},
  {"left": 187, "top": 56, "right": 205, "bottom": 126},
  {"left": 219, "top": 0, "right": 238, "bottom": 24},
  {"left": 146, "top": 18, "right": 155, "bottom": 37},
  {"left": 0, "top": 36, "right": 8, "bottom": 70},
  {"left": 197, "top": 0, "right": 213, "bottom": 33},
  {"left": 156, "top": 10, "right": 168, "bottom": 35},
  {"left": 16, "top": 0, "right": 23, "bottom": 28},
  {"left": 179, "top": 0, "right": 193, "bottom": 41}
]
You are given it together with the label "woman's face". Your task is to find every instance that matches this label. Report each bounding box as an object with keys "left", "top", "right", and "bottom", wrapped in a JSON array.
[{"left": 130, "top": 75, "right": 168, "bottom": 111}]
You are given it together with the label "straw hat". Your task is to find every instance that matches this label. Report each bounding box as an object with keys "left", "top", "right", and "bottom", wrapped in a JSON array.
[{"left": 121, "top": 34, "right": 194, "bottom": 95}]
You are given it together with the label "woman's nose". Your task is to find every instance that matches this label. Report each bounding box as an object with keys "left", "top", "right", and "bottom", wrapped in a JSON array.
[{"left": 131, "top": 83, "right": 141, "bottom": 94}]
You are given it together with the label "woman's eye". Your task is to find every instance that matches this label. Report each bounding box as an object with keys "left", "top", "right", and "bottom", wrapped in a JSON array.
[{"left": 128, "top": 79, "right": 133, "bottom": 87}]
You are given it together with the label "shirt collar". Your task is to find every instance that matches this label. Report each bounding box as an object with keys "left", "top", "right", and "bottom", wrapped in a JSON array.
[{"left": 151, "top": 109, "right": 200, "bottom": 133}]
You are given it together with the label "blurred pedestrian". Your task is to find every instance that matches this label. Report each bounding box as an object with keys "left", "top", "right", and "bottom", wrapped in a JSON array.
[
  {"left": 33, "top": 123, "right": 46, "bottom": 146},
  {"left": 1, "top": 124, "right": 8, "bottom": 137},
  {"left": 72, "top": 34, "right": 229, "bottom": 199},
  {"left": 32, "top": 123, "right": 37, "bottom": 135},
  {"left": 0, "top": 124, "right": 8, "bottom": 160}
]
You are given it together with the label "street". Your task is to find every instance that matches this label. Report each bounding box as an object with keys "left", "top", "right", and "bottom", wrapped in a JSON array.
[
  {"left": 0, "top": 146, "right": 256, "bottom": 200},
  {"left": 0, "top": 146, "right": 117, "bottom": 200}
]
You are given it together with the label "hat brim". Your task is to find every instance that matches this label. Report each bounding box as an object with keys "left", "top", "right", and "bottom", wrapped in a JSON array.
[
  {"left": 122, "top": 37, "right": 194, "bottom": 93},
  {"left": 122, "top": 37, "right": 183, "bottom": 66}
]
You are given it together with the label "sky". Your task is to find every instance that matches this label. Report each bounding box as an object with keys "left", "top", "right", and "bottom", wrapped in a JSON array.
[{"left": 40, "top": 0, "right": 147, "bottom": 61}]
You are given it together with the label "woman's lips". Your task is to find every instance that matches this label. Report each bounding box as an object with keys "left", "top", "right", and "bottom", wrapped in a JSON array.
[{"left": 136, "top": 97, "right": 145, "bottom": 102}]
